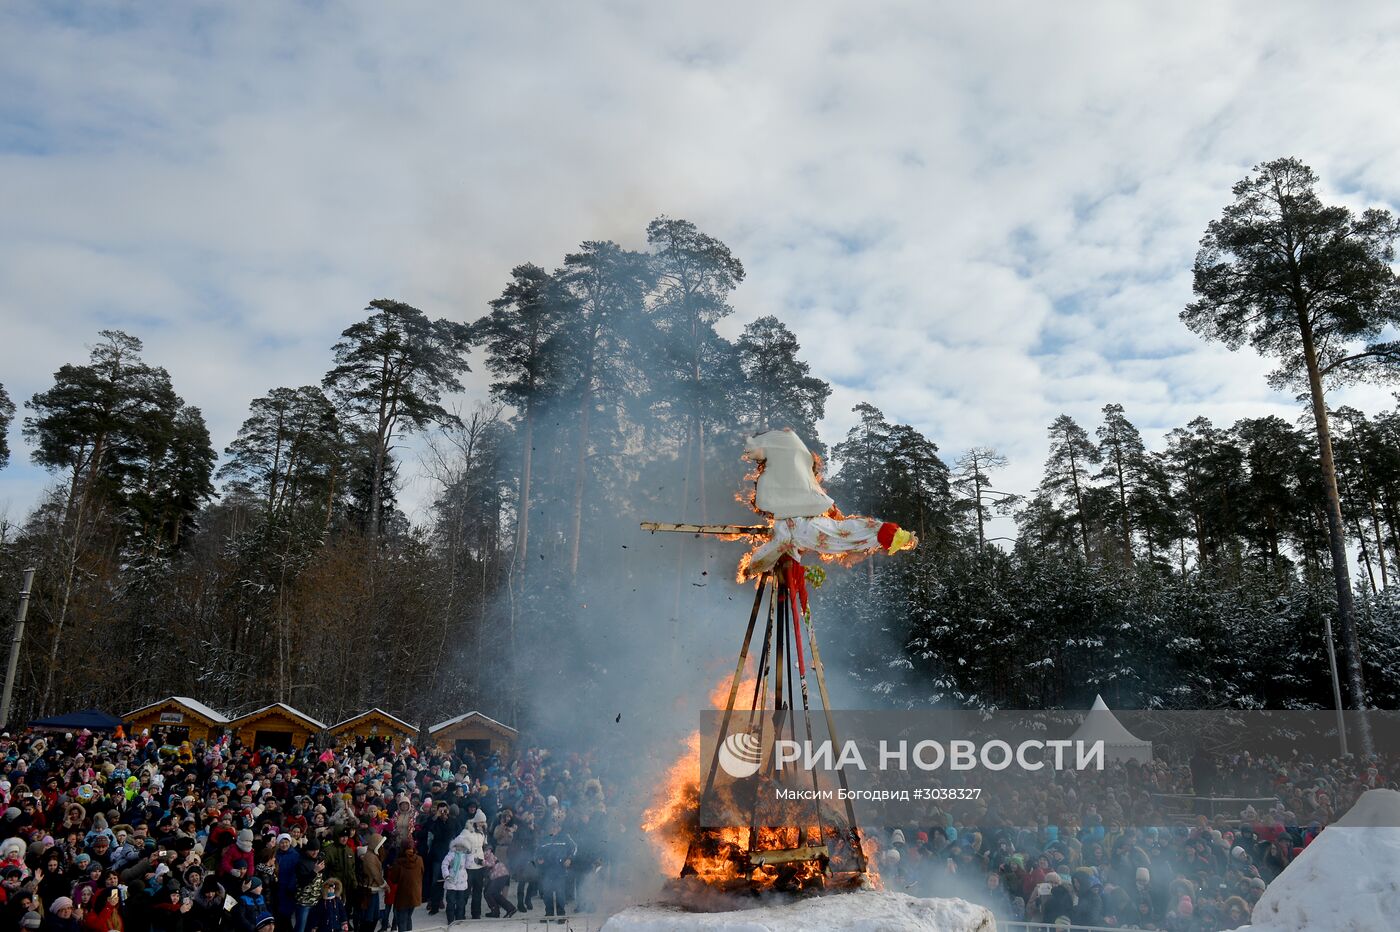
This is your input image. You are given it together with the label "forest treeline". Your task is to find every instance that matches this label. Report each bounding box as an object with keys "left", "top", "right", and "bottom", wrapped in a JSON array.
[{"left": 2, "top": 158, "right": 1400, "bottom": 729}]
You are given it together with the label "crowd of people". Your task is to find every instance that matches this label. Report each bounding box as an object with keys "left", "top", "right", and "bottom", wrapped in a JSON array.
[
  {"left": 874, "top": 748, "right": 1394, "bottom": 930},
  {"left": 0, "top": 727, "right": 615, "bottom": 932},
  {"left": 0, "top": 719, "right": 1388, "bottom": 932}
]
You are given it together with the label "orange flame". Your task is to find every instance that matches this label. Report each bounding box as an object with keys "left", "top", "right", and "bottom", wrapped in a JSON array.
[
  {"left": 641, "top": 673, "right": 877, "bottom": 892},
  {"left": 641, "top": 729, "right": 703, "bottom": 878}
]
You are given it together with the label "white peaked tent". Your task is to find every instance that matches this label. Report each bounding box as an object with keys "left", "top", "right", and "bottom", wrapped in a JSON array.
[{"left": 1070, "top": 694, "right": 1153, "bottom": 764}]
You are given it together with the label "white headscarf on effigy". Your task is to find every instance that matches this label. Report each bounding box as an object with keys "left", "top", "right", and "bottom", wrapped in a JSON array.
[
  {"left": 742, "top": 428, "right": 834, "bottom": 518},
  {"left": 740, "top": 428, "right": 916, "bottom": 578}
]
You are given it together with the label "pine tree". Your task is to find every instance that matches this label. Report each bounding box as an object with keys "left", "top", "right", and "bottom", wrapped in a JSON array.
[
  {"left": 1130, "top": 451, "right": 1184, "bottom": 568},
  {"left": 1366, "top": 406, "right": 1400, "bottom": 576},
  {"left": 953, "top": 447, "right": 1013, "bottom": 552},
  {"left": 1164, "top": 417, "right": 1246, "bottom": 573},
  {"left": 1042, "top": 414, "right": 1100, "bottom": 562},
  {"left": 0, "top": 383, "right": 13, "bottom": 469},
  {"left": 322, "top": 300, "right": 472, "bottom": 543},
  {"left": 829, "top": 403, "right": 894, "bottom": 515},
  {"left": 220, "top": 386, "right": 343, "bottom": 525},
  {"left": 23, "top": 330, "right": 192, "bottom": 711},
  {"left": 883, "top": 423, "right": 954, "bottom": 546},
  {"left": 424, "top": 407, "right": 509, "bottom": 712},
  {"left": 472, "top": 266, "right": 572, "bottom": 584},
  {"left": 1185, "top": 157, "right": 1400, "bottom": 727},
  {"left": 1096, "top": 403, "right": 1148, "bottom": 567},
  {"left": 647, "top": 217, "right": 745, "bottom": 521},
  {"left": 1233, "top": 416, "right": 1311, "bottom": 581},
  {"left": 133, "top": 404, "right": 215, "bottom": 550},
  {"left": 556, "top": 241, "right": 654, "bottom": 578},
  {"left": 1331, "top": 407, "right": 1391, "bottom": 592},
  {"left": 732, "top": 316, "right": 831, "bottom": 448}
]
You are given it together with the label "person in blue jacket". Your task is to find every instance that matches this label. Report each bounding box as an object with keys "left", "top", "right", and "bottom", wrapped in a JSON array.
[{"left": 308, "top": 879, "right": 349, "bottom": 932}]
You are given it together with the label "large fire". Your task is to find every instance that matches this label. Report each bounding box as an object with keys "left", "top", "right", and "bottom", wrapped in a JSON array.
[
  {"left": 641, "top": 674, "right": 879, "bottom": 895},
  {"left": 636, "top": 432, "right": 908, "bottom": 899}
]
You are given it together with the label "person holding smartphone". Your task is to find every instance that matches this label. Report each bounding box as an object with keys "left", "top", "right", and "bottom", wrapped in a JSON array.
[{"left": 79, "top": 887, "right": 122, "bottom": 932}]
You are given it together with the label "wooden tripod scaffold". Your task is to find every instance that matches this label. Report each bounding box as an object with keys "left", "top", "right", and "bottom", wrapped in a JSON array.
[{"left": 642, "top": 522, "right": 869, "bottom": 882}]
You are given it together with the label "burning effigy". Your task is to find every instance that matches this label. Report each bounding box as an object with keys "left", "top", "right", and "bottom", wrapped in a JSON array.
[
  {"left": 640, "top": 429, "right": 919, "bottom": 900},
  {"left": 739, "top": 428, "right": 917, "bottom": 579}
]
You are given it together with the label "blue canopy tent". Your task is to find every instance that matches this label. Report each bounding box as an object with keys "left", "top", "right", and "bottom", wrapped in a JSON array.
[{"left": 27, "top": 709, "right": 122, "bottom": 732}]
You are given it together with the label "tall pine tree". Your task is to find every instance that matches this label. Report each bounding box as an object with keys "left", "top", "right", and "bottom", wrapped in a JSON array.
[
  {"left": 1185, "top": 157, "right": 1400, "bottom": 727},
  {"left": 732, "top": 315, "right": 831, "bottom": 448},
  {"left": 323, "top": 300, "right": 472, "bottom": 543},
  {"left": 1042, "top": 414, "right": 1099, "bottom": 563}
]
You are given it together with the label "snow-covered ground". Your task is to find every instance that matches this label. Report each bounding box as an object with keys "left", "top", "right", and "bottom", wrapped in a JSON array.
[
  {"left": 406, "top": 911, "right": 611, "bottom": 931},
  {"left": 1242, "top": 788, "right": 1400, "bottom": 931},
  {"left": 601, "top": 891, "right": 995, "bottom": 931}
]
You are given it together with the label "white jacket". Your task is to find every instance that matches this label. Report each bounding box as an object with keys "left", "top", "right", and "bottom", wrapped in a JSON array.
[{"left": 442, "top": 828, "right": 486, "bottom": 890}]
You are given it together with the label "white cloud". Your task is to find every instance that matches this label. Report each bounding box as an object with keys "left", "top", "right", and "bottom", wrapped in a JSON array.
[{"left": 3, "top": 1, "right": 1400, "bottom": 525}]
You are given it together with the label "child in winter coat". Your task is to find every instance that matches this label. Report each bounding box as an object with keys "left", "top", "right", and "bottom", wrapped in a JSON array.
[
  {"left": 308, "top": 879, "right": 349, "bottom": 932},
  {"left": 482, "top": 848, "right": 515, "bottom": 920},
  {"left": 221, "top": 831, "right": 257, "bottom": 882},
  {"left": 440, "top": 839, "right": 468, "bottom": 923},
  {"left": 232, "top": 876, "right": 268, "bottom": 932},
  {"left": 440, "top": 829, "right": 484, "bottom": 922}
]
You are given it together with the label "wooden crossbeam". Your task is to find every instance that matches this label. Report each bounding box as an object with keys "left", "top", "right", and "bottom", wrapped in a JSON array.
[
  {"left": 640, "top": 521, "right": 771, "bottom": 536},
  {"left": 747, "top": 844, "right": 829, "bottom": 866}
]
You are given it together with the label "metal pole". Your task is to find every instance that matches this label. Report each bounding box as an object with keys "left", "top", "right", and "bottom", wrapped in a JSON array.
[
  {"left": 1322, "top": 612, "right": 1348, "bottom": 756},
  {"left": 1, "top": 569, "right": 35, "bottom": 729}
]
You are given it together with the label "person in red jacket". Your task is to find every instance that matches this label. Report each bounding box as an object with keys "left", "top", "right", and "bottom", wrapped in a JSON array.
[
  {"left": 222, "top": 831, "right": 257, "bottom": 883},
  {"left": 81, "top": 888, "right": 123, "bottom": 932}
]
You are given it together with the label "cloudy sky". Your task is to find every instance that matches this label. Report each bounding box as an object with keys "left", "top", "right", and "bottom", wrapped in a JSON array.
[{"left": 4, "top": 2, "right": 1400, "bottom": 525}]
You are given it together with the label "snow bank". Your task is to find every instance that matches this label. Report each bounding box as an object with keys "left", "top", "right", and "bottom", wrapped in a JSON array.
[
  {"left": 1243, "top": 788, "right": 1400, "bottom": 931},
  {"left": 600, "top": 890, "right": 995, "bottom": 932}
]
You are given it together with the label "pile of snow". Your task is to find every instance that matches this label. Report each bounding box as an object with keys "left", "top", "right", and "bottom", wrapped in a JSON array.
[
  {"left": 1243, "top": 788, "right": 1400, "bottom": 931},
  {"left": 601, "top": 890, "right": 995, "bottom": 932}
]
